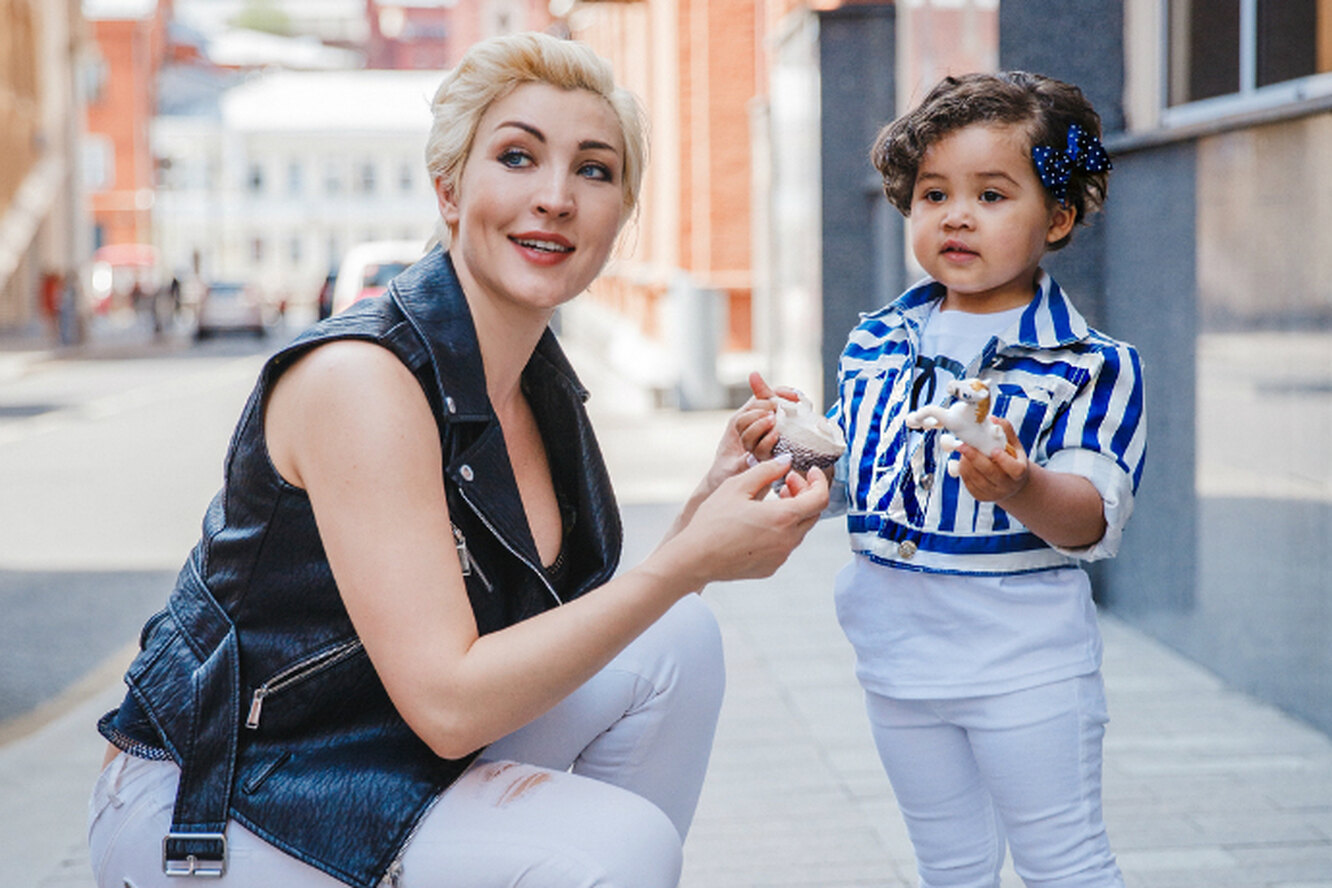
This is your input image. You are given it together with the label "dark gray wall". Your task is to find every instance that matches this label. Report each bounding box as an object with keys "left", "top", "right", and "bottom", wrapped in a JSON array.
[
  {"left": 999, "top": 0, "right": 1124, "bottom": 327},
  {"left": 999, "top": 0, "right": 1126, "bottom": 133},
  {"left": 1095, "top": 144, "right": 1198, "bottom": 615},
  {"left": 818, "top": 4, "right": 901, "bottom": 403}
]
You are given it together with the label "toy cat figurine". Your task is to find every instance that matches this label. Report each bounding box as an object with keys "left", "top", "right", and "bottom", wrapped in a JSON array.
[{"left": 905, "top": 378, "right": 1015, "bottom": 477}]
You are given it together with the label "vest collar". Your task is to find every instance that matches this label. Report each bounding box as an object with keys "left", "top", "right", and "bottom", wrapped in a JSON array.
[
  {"left": 388, "top": 246, "right": 589, "bottom": 425},
  {"left": 386, "top": 246, "right": 617, "bottom": 600}
]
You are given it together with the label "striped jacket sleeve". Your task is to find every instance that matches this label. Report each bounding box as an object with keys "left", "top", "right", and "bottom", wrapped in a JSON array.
[{"left": 1044, "top": 337, "right": 1147, "bottom": 561}]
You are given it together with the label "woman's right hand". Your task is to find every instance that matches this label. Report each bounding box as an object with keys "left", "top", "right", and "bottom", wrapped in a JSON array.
[{"left": 660, "top": 453, "right": 829, "bottom": 589}]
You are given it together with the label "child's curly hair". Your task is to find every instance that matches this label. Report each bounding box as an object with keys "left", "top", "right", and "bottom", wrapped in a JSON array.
[{"left": 871, "top": 71, "right": 1109, "bottom": 251}]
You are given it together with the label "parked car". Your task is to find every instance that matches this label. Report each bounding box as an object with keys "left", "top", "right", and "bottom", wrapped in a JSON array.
[
  {"left": 195, "top": 281, "right": 267, "bottom": 339},
  {"left": 330, "top": 241, "right": 424, "bottom": 315},
  {"left": 316, "top": 269, "right": 337, "bottom": 320}
]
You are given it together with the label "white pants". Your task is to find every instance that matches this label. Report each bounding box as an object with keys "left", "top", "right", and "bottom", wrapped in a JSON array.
[
  {"left": 864, "top": 675, "right": 1124, "bottom": 888},
  {"left": 88, "top": 595, "right": 725, "bottom": 888}
]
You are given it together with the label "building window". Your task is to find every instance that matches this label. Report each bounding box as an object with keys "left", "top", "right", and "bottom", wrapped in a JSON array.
[
  {"left": 325, "top": 162, "right": 341, "bottom": 195},
  {"left": 290, "top": 235, "right": 302, "bottom": 265},
  {"left": 399, "top": 161, "right": 414, "bottom": 193},
  {"left": 83, "top": 136, "right": 114, "bottom": 190},
  {"left": 358, "top": 161, "right": 377, "bottom": 194},
  {"left": 288, "top": 160, "right": 303, "bottom": 196},
  {"left": 252, "top": 237, "right": 265, "bottom": 263},
  {"left": 1168, "top": 0, "right": 1332, "bottom": 107},
  {"left": 248, "top": 163, "right": 264, "bottom": 193}
]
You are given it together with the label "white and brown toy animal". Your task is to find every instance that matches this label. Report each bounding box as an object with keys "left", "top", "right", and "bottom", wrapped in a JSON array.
[{"left": 904, "top": 378, "right": 1015, "bottom": 477}]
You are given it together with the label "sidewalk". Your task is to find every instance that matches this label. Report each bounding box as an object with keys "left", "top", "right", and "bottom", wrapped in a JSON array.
[{"left": 4, "top": 334, "right": 1332, "bottom": 887}]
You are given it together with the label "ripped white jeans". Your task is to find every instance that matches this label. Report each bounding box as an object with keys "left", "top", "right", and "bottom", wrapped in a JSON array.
[{"left": 88, "top": 595, "right": 725, "bottom": 888}]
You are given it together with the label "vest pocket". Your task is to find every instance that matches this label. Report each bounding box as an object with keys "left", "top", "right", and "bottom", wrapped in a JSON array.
[
  {"left": 246, "top": 637, "right": 365, "bottom": 730},
  {"left": 241, "top": 749, "right": 292, "bottom": 794}
]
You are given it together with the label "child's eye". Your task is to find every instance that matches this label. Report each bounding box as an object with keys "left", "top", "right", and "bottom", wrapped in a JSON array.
[
  {"left": 578, "top": 161, "right": 614, "bottom": 183},
  {"left": 921, "top": 189, "right": 946, "bottom": 203},
  {"left": 979, "top": 190, "right": 1005, "bottom": 203},
  {"left": 498, "top": 148, "right": 533, "bottom": 169}
]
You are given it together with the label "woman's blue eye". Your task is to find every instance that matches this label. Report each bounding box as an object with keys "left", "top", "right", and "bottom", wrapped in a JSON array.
[
  {"left": 498, "top": 149, "right": 532, "bottom": 168},
  {"left": 579, "top": 162, "right": 613, "bottom": 182}
]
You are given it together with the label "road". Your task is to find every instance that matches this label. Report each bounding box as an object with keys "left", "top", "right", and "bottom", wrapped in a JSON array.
[{"left": 0, "top": 330, "right": 282, "bottom": 732}]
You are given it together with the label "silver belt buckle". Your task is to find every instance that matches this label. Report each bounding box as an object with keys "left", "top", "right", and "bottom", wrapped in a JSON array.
[{"left": 163, "top": 832, "right": 227, "bottom": 877}]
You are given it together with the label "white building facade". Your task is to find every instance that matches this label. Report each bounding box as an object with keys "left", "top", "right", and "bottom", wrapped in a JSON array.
[{"left": 153, "top": 68, "right": 442, "bottom": 309}]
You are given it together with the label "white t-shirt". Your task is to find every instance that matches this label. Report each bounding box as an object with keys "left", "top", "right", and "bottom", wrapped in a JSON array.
[{"left": 835, "top": 304, "right": 1103, "bottom": 699}]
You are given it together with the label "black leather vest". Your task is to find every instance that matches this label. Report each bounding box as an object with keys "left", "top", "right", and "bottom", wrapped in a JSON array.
[{"left": 98, "top": 247, "right": 623, "bottom": 887}]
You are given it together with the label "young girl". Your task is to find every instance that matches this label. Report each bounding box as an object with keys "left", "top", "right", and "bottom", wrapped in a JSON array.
[{"left": 744, "top": 72, "right": 1145, "bottom": 886}]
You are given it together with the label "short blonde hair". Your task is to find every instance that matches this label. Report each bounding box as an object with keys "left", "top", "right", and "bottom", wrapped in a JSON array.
[{"left": 426, "top": 33, "right": 646, "bottom": 243}]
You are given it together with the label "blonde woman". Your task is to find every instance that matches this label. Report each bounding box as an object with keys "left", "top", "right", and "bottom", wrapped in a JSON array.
[{"left": 89, "top": 33, "right": 827, "bottom": 888}]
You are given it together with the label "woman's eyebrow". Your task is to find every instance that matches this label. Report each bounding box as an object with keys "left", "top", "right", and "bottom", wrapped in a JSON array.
[
  {"left": 498, "top": 120, "right": 546, "bottom": 142},
  {"left": 580, "top": 139, "right": 619, "bottom": 154},
  {"left": 495, "top": 123, "right": 618, "bottom": 156}
]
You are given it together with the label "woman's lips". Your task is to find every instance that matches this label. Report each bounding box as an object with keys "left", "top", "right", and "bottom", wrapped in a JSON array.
[{"left": 510, "top": 232, "right": 575, "bottom": 265}]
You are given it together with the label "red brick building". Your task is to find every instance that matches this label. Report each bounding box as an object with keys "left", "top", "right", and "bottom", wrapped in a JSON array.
[{"left": 83, "top": 0, "right": 171, "bottom": 251}]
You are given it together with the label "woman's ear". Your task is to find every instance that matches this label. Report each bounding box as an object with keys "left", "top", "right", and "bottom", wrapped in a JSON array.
[
  {"left": 1046, "top": 201, "right": 1077, "bottom": 245},
  {"left": 434, "top": 176, "right": 460, "bottom": 228}
]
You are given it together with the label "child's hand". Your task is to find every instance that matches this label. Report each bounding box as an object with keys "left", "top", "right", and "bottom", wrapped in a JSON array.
[
  {"left": 734, "top": 371, "right": 799, "bottom": 461},
  {"left": 954, "top": 416, "right": 1029, "bottom": 503}
]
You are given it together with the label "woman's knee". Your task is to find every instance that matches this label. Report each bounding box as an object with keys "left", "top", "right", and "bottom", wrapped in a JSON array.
[
  {"left": 641, "top": 594, "right": 725, "bottom": 703},
  {"left": 573, "top": 791, "right": 682, "bottom": 888}
]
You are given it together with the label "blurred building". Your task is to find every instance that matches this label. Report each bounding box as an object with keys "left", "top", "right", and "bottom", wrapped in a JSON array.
[
  {"left": 153, "top": 68, "right": 442, "bottom": 308},
  {"left": 570, "top": 0, "right": 993, "bottom": 408},
  {"left": 83, "top": 0, "right": 171, "bottom": 252},
  {"left": 0, "top": 0, "right": 91, "bottom": 338},
  {"left": 571, "top": 0, "right": 770, "bottom": 408},
  {"left": 366, "top": 0, "right": 563, "bottom": 70}
]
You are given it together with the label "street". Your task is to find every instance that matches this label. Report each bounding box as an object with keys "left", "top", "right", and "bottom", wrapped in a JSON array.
[{"left": 0, "top": 329, "right": 281, "bottom": 730}]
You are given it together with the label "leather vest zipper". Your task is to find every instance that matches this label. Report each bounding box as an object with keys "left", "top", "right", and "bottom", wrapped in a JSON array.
[
  {"left": 451, "top": 523, "right": 493, "bottom": 592},
  {"left": 457, "top": 488, "right": 562, "bottom": 606},
  {"left": 246, "top": 638, "right": 364, "bottom": 730}
]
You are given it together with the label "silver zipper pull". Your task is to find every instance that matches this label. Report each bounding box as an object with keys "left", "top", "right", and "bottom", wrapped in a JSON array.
[
  {"left": 452, "top": 525, "right": 473, "bottom": 575},
  {"left": 452, "top": 524, "right": 493, "bottom": 591},
  {"left": 246, "top": 688, "right": 267, "bottom": 729}
]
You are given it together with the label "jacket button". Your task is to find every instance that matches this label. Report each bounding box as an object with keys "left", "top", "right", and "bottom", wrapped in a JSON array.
[
  {"left": 919, "top": 474, "right": 934, "bottom": 490},
  {"left": 459, "top": 465, "right": 474, "bottom": 482},
  {"left": 445, "top": 396, "right": 456, "bottom": 414},
  {"left": 898, "top": 540, "right": 918, "bottom": 559}
]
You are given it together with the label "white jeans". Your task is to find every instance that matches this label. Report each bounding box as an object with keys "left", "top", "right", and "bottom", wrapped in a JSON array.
[
  {"left": 865, "top": 674, "right": 1124, "bottom": 888},
  {"left": 88, "top": 595, "right": 725, "bottom": 888}
]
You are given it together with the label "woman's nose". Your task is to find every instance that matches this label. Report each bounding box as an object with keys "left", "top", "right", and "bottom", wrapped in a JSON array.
[{"left": 535, "top": 175, "right": 575, "bottom": 217}]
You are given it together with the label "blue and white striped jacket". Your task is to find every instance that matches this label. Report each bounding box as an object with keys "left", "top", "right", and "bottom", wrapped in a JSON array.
[{"left": 830, "top": 272, "right": 1146, "bottom": 575}]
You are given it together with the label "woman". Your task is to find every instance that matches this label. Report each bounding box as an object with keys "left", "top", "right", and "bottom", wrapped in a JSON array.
[{"left": 88, "top": 32, "right": 827, "bottom": 888}]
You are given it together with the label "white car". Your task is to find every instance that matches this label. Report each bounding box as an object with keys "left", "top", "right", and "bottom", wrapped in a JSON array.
[
  {"left": 195, "top": 281, "right": 267, "bottom": 339},
  {"left": 330, "top": 241, "right": 426, "bottom": 315}
]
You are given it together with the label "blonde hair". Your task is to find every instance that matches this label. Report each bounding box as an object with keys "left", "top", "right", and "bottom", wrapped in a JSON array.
[{"left": 426, "top": 32, "right": 647, "bottom": 245}]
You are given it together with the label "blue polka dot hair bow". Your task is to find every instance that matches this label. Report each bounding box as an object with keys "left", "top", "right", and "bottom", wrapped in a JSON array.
[{"left": 1031, "top": 124, "right": 1112, "bottom": 203}]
